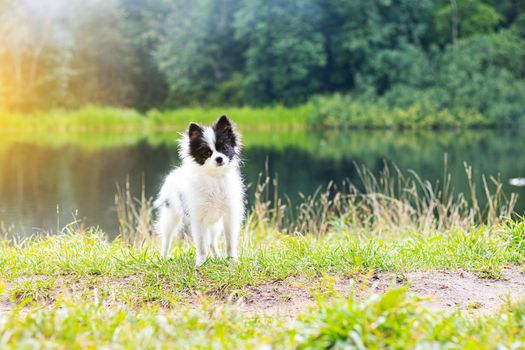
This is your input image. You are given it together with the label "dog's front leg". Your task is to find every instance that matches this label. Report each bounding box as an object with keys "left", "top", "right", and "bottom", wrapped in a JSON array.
[
  {"left": 223, "top": 212, "right": 240, "bottom": 261},
  {"left": 191, "top": 219, "right": 208, "bottom": 266}
]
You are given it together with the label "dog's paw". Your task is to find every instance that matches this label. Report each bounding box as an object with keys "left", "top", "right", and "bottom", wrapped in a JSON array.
[
  {"left": 225, "top": 256, "right": 239, "bottom": 263},
  {"left": 195, "top": 255, "right": 208, "bottom": 267}
]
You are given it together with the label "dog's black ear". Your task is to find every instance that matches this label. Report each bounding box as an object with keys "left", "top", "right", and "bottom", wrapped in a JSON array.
[
  {"left": 214, "top": 115, "right": 233, "bottom": 133},
  {"left": 188, "top": 123, "right": 203, "bottom": 140}
]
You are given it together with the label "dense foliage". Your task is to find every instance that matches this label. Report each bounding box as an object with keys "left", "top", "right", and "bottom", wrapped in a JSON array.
[{"left": 1, "top": 0, "right": 525, "bottom": 123}]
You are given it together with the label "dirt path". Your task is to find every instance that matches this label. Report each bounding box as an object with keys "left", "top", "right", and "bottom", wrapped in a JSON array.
[
  {"left": 1, "top": 268, "right": 524, "bottom": 317},
  {"left": 401, "top": 268, "right": 525, "bottom": 312},
  {"left": 239, "top": 268, "right": 525, "bottom": 316}
]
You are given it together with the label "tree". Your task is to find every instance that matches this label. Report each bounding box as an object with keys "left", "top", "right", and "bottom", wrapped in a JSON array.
[
  {"left": 155, "top": 0, "right": 243, "bottom": 106},
  {"left": 324, "top": 0, "right": 434, "bottom": 95},
  {"left": 0, "top": 0, "right": 73, "bottom": 110},
  {"left": 68, "top": 0, "right": 137, "bottom": 107},
  {"left": 437, "top": 30, "right": 525, "bottom": 122},
  {"left": 381, "top": 29, "right": 525, "bottom": 123},
  {"left": 434, "top": 0, "right": 503, "bottom": 45},
  {"left": 120, "top": 0, "right": 170, "bottom": 110},
  {"left": 0, "top": 0, "right": 138, "bottom": 110},
  {"left": 234, "top": 0, "right": 326, "bottom": 105}
]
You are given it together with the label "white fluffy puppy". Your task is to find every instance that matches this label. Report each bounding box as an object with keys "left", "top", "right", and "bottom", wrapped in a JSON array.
[{"left": 155, "top": 115, "right": 244, "bottom": 266}]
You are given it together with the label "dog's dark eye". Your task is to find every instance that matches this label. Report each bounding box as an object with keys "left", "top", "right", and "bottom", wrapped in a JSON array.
[{"left": 204, "top": 149, "right": 212, "bottom": 157}]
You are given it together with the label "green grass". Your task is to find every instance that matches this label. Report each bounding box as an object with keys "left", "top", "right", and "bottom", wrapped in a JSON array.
[
  {"left": 1, "top": 92, "right": 513, "bottom": 136},
  {"left": 0, "top": 128, "right": 322, "bottom": 153},
  {"left": 0, "top": 284, "right": 524, "bottom": 349},
  {"left": 0, "top": 106, "right": 146, "bottom": 132},
  {"left": 147, "top": 104, "right": 313, "bottom": 130},
  {"left": 0, "top": 218, "right": 524, "bottom": 348},
  {"left": 0, "top": 104, "right": 312, "bottom": 134},
  {"left": 295, "top": 288, "right": 525, "bottom": 349},
  {"left": 1, "top": 222, "right": 523, "bottom": 305}
]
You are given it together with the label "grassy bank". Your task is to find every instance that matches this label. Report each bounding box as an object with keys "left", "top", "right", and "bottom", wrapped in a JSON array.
[
  {"left": 308, "top": 94, "right": 500, "bottom": 129},
  {"left": 0, "top": 221, "right": 524, "bottom": 348},
  {"left": 0, "top": 104, "right": 312, "bottom": 133},
  {"left": 2, "top": 125, "right": 513, "bottom": 153},
  {"left": 1, "top": 221, "right": 524, "bottom": 291},
  {"left": 1, "top": 281, "right": 525, "bottom": 349},
  {"left": 1, "top": 92, "right": 519, "bottom": 134}
]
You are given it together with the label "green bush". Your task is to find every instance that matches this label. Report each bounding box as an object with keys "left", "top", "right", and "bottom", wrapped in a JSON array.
[
  {"left": 308, "top": 94, "right": 489, "bottom": 129},
  {"left": 309, "top": 29, "right": 525, "bottom": 128}
]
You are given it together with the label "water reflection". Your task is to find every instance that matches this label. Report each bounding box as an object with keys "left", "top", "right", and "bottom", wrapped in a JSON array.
[{"left": 0, "top": 129, "right": 524, "bottom": 237}]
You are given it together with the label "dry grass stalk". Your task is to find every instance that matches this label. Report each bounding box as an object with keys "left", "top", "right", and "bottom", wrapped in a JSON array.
[
  {"left": 115, "top": 176, "right": 154, "bottom": 245},
  {"left": 115, "top": 163, "right": 518, "bottom": 243},
  {"left": 251, "top": 161, "right": 517, "bottom": 236}
]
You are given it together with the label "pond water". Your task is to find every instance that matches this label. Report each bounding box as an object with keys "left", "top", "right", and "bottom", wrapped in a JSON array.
[{"left": 1, "top": 128, "right": 524, "bottom": 238}]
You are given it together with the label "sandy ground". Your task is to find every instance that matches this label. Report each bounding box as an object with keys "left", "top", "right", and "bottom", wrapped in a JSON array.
[
  {"left": 1, "top": 268, "right": 524, "bottom": 317},
  {"left": 238, "top": 268, "right": 525, "bottom": 316}
]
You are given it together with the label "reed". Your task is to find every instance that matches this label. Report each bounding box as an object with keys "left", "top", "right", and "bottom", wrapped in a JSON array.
[
  {"left": 115, "top": 177, "right": 154, "bottom": 245},
  {"left": 113, "top": 162, "right": 518, "bottom": 246},
  {"left": 248, "top": 161, "right": 517, "bottom": 240}
]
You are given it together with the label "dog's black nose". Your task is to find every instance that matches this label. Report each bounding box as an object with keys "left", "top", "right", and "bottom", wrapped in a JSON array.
[{"left": 215, "top": 156, "right": 223, "bottom": 164}]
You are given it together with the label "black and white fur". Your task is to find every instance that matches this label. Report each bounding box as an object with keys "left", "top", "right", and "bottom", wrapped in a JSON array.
[{"left": 155, "top": 115, "right": 244, "bottom": 266}]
